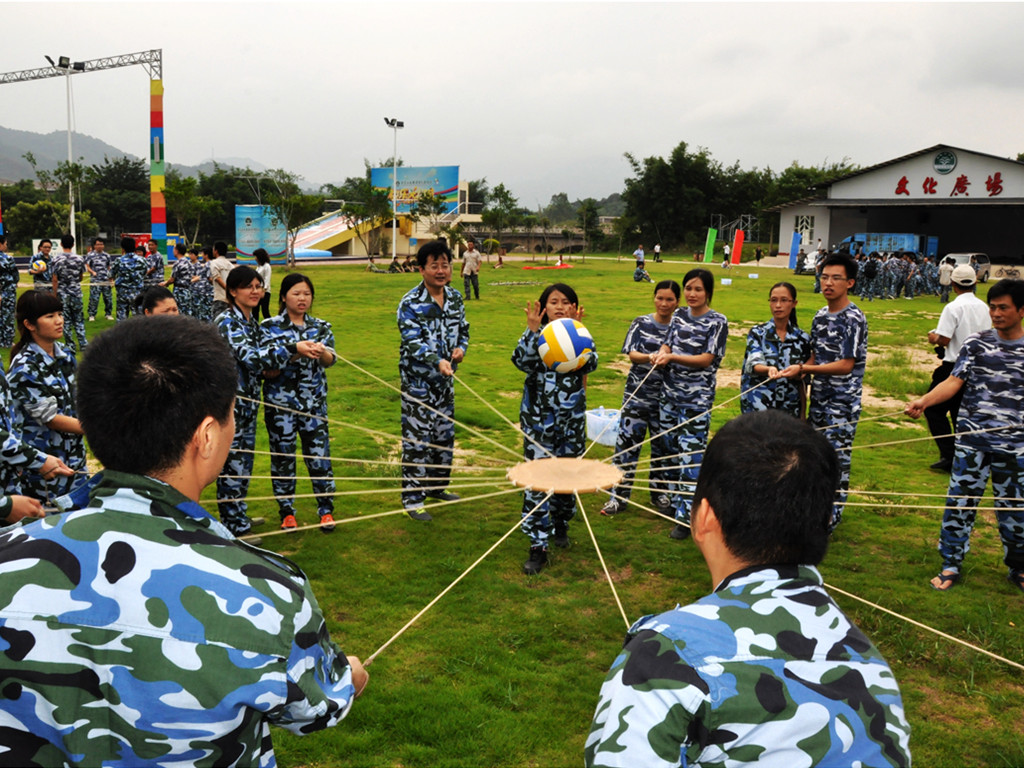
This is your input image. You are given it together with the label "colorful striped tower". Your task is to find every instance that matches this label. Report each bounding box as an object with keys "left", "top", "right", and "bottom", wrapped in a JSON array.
[{"left": 150, "top": 78, "right": 166, "bottom": 257}]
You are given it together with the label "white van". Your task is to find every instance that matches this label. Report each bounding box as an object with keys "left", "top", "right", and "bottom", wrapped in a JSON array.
[{"left": 943, "top": 253, "right": 991, "bottom": 283}]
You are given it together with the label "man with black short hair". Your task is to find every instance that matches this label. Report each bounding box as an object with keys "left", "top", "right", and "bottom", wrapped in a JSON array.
[
  {"left": 397, "top": 240, "right": 469, "bottom": 521},
  {"left": 84, "top": 236, "right": 114, "bottom": 320},
  {"left": 0, "top": 315, "right": 368, "bottom": 763},
  {"left": 111, "top": 235, "right": 146, "bottom": 321},
  {"left": 907, "top": 279, "right": 1024, "bottom": 594},
  {"left": 51, "top": 233, "right": 88, "bottom": 353},
  {"left": 0, "top": 233, "right": 19, "bottom": 346},
  {"left": 587, "top": 410, "right": 911, "bottom": 767},
  {"left": 462, "top": 238, "right": 481, "bottom": 299},
  {"left": 210, "top": 239, "right": 234, "bottom": 317}
]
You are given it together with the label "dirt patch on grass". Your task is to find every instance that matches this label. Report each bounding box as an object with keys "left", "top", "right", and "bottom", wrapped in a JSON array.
[{"left": 594, "top": 564, "right": 634, "bottom": 583}]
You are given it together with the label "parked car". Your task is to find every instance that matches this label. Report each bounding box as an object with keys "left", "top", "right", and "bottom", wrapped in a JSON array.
[{"left": 943, "top": 252, "right": 991, "bottom": 282}]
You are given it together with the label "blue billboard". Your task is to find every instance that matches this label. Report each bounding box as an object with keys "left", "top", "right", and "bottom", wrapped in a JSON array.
[{"left": 371, "top": 165, "right": 459, "bottom": 214}]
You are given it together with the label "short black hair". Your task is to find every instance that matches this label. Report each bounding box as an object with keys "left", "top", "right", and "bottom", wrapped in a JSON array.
[
  {"left": 92, "top": 237, "right": 105, "bottom": 247},
  {"left": 213, "top": 241, "right": 228, "bottom": 257},
  {"left": 822, "top": 252, "right": 858, "bottom": 281},
  {"left": 654, "top": 279, "right": 680, "bottom": 299},
  {"left": 416, "top": 239, "right": 453, "bottom": 268},
  {"left": 253, "top": 248, "right": 269, "bottom": 266},
  {"left": 694, "top": 411, "right": 838, "bottom": 566},
  {"left": 987, "top": 278, "right": 1024, "bottom": 310},
  {"left": 278, "top": 273, "right": 315, "bottom": 314},
  {"left": 77, "top": 316, "right": 236, "bottom": 476},
  {"left": 136, "top": 285, "right": 177, "bottom": 314},
  {"left": 121, "top": 236, "right": 136, "bottom": 252},
  {"left": 174, "top": 242, "right": 186, "bottom": 256},
  {"left": 60, "top": 234, "right": 74, "bottom": 249},
  {"left": 682, "top": 268, "right": 715, "bottom": 303},
  {"left": 225, "top": 265, "right": 261, "bottom": 307}
]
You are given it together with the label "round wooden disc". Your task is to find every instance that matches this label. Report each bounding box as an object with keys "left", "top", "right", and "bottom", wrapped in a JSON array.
[{"left": 506, "top": 457, "right": 623, "bottom": 495}]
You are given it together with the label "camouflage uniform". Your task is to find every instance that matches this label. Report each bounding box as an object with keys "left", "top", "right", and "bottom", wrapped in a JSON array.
[
  {"left": 0, "top": 249, "right": 19, "bottom": 347},
  {"left": 31, "top": 250, "right": 53, "bottom": 293},
  {"left": 397, "top": 283, "right": 469, "bottom": 511},
  {"left": 7, "top": 341, "right": 87, "bottom": 500},
  {"left": 586, "top": 565, "right": 912, "bottom": 768},
  {"left": 512, "top": 326, "right": 598, "bottom": 546},
  {"left": 883, "top": 256, "right": 899, "bottom": 299},
  {"left": 168, "top": 255, "right": 195, "bottom": 316},
  {"left": 217, "top": 305, "right": 292, "bottom": 535},
  {"left": 0, "top": 358, "right": 49, "bottom": 497},
  {"left": 0, "top": 470, "right": 360, "bottom": 766},
  {"left": 808, "top": 303, "right": 868, "bottom": 529},
  {"left": 660, "top": 308, "right": 728, "bottom": 525},
  {"left": 609, "top": 314, "right": 673, "bottom": 505},
  {"left": 111, "top": 252, "right": 147, "bottom": 321},
  {"left": 144, "top": 249, "right": 165, "bottom": 287},
  {"left": 938, "top": 329, "right": 1024, "bottom": 580},
  {"left": 51, "top": 251, "right": 88, "bottom": 354},
  {"left": 262, "top": 312, "right": 337, "bottom": 521},
  {"left": 192, "top": 259, "right": 214, "bottom": 322},
  {"left": 84, "top": 247, "right": 114, "bottom": 319},
  {"left": 740, "top": 319, "right": 811, "bottom": 417}
]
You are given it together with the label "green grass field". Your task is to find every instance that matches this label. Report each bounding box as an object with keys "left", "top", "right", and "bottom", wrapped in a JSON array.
[{"left": 64, "top": 257, "right": 1024, "bottom": 765}]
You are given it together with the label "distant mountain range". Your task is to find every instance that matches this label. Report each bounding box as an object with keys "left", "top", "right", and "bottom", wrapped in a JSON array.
[{"left": 0, "top": 124, "right": 267, "bottom": 183}]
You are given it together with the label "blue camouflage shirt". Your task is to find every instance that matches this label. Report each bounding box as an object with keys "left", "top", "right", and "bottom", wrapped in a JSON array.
[
  {"left": 397, "top": 282, "right": 469, "bottom": 397},
  {"left": 0, "top": 470, "right": 360, "bottom": 767},
  {"left": 808, "top": 303, "right": 868, "bottom": 415},
  {"left": 217, "top": 306, "right": 292, "bottom": 411},
  {"left": 951, "top": 329, "right": 1024, "bottom": 454},
  {"left": 662, "top": 308, "right": 728, "bottom": 413},
  {"left": 84, "top": 248, "right": 113, "bottom": 281},
  {"left": 51, "top": 251, "right": 86, "bottom": 297},
  {"left": 513, "top": 326, "right": 598, "bottom": 437},
  {"left": 586, "top": 565, "right": 911, "bottom": 768},
  {"left": 621, "top": 313, "right": 672, "bottom": 406},
  {"left": 111, "top": 253, "right": 147, "bottom": 292},
  {"left": 740, "top": 320, "right": 812, "bottom": 415},
  {"left": 262, "top": 312, "right": 337, "bottom": 412}
]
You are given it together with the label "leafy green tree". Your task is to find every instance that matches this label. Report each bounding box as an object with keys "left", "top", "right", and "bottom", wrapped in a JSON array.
[
  {"left": 576, "top": 198, "right": 602, "bottom": 254},
  {"left": 467, "top": 178, "right": 489, "bottom": 212},
  {"left": 543, "top": 192, "right": 576, "bottom": 224},
  {"left": 5, "top": 200, "right": 96, "bottom": 249},
  {"left": 163, "top": 171, "right": 221, "bottom": 246},
  {"left": 263, "top": 169, "right": 325, "bottom": 267},
  {"left": 411, "top": 190, "right": 448, "bottom": 237},
  {"left": 327, "top": 175, "right": 393, "bottom": 255},
  {"left": 481, "top": 183, "right": 519, "bottom": 249},
  {"left": 83, "top": 156, "right": 149, "bottom": 235},
  {"left": 192, "top": 163, "right": 261, "bottom": 241}
]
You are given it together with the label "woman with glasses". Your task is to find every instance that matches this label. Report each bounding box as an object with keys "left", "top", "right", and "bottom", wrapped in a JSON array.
[{"left": 740, "top": 282, "right": 811, "bottom": 417}]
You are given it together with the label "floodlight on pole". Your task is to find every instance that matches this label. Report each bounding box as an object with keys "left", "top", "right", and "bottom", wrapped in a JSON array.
[
  {"left": 385, "top": 117, "right": 404, "bottom": 262},
  {"left": 47, "top": 54, "right": 79, "bottom": 248}
]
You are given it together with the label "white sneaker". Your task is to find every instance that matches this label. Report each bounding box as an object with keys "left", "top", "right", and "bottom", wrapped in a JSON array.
[{"left": 601, "top": 498, "right": 624, "bottom": 516}]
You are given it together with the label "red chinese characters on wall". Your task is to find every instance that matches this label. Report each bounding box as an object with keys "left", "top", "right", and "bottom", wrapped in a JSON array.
[
  {"left": 986, "top": 172, "right": 1004, "bottom": 197},
  {"left": 893, "top": 171, "right": 1008, "bottom": 197}
]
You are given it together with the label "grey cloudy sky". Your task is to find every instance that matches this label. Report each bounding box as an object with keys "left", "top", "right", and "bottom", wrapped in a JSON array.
[{"left": 3, "top": 2, "right": 1022, "bottom": 207}]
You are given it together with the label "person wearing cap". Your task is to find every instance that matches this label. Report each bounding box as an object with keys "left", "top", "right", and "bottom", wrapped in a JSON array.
[{"left": 921, "top": 264, "right": 991, "bottom": 472}]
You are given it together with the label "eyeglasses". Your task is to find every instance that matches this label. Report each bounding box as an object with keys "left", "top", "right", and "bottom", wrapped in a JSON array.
[{"left": 820, "top": 275, "right": 851, "bottom": 283}]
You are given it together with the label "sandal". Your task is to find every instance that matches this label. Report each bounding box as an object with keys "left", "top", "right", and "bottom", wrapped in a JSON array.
[
  {"left": 930, "top": 570, "right": 960, "bottom": 591},
  {"left": 1008, "top": 571, "right": 1024, "bottom": 594}
]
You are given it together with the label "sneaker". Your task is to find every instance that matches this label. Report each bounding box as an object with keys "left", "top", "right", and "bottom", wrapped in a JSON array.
[
  {"left": 280, "top": 514, "right": 298, "bottom": 532},
  {"left": 319, "top": 513, "right": 336, "bottom": 533},
  {"left": 653, "top": 494, "right": 673, "bottom": 511},
  {"left": 249, "top": 516, "right": 266, "bottom": 528},
  {"left": 426, "top": 490, "right": 460, "bottom": 502},
  {"left": 601, "top": 498, "right": 624, "bottom": 516},
  {"left": 522, "top": 546, "right": 548, "bottom": 575},
  {"left": 88, "top": 316, "right": 95, "bottom": 322},
  {"left": 407, "top": 508, "right": 433, "bottom": 522},
  {"left": 930, "top": 458, "right": 953, "bottom": 472},
  {"left": 105, "top": 315, "right": 113, "bottom": 320},
  {"left": 669, "top": 523, "right": 691, "bottom": 540},
  {"left": 552, "top": 523, "right": 570, "bottom": 549}
]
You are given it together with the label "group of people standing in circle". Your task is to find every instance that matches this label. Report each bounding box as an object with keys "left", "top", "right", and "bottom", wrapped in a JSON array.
[{"left": 601, "top": 253, "right": 867, "bottom": 540}]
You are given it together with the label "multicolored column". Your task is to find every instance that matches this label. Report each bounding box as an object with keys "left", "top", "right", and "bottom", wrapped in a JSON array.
[{"left": 150, "top": 78, "right": 166, "bottom": 257}]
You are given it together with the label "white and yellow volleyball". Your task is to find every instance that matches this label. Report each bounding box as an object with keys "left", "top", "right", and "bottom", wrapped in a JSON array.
[
  {"left": 539, "top": 317, "right": 594, "bottom": 373},
  {"left": 31, "top": 258, "right": 47, "bottom": 273}
]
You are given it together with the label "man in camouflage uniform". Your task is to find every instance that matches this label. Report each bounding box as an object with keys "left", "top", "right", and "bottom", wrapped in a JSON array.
[
  {"left": 111, "top": 235, "right": 146, "bottom": 321},
  {"left": 781, "top": 253, "right": 867, "bottom": 530},
  {"left": 907, "top": 279, "right": 1024, "bottom": 594},
  {"left": 50, "top": 233, "right": 87, "bottom": 354},
  {"left": 397, "top": 240, "right": 469, "bottom": 521},
  {"left": 0, "top": 234, "right": 19, "bottom": 347},
  {"left": 28, "top": 238, "right": 54, "bottom": 292},
  {"left": 165, "top": 241, "right": 195, "bottom": 316},
  {"left": 0, "top": 315, "right": 368, "bottom": 764},
  {"left": 84, "top": 236, "right": 114, "bottom": 320},
  {"left": 586, "top": 410, "right": 912, "bottom": 768},
  {"left": 143, "top": 237, "right": 165, "bottom": 287}
]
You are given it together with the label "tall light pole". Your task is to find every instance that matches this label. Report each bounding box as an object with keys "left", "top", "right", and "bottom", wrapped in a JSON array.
[
  {"left": 384, "top": 117, "right": 403, "bottom": 261},
  {"left": 45, "top": 55, "right": 84, "bottom": 248}
]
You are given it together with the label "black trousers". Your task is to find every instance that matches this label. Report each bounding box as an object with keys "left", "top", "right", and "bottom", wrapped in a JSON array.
[{"left": 924, "top": 361, "right": 965, "bottom": 462}]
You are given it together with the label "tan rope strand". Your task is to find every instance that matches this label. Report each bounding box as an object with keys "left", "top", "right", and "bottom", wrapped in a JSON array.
[
  {"left": 580, "top": 364, "right": 659, "bottom": 460},
  {"left": 576, "top": 491, "right": 630, "bottom": 628},
  {"left": 451, "top": 371, "right": 555, "bottom": 460}
]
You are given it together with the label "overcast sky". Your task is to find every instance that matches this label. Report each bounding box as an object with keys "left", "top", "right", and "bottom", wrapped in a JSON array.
[{"left": 3, "top": 2, "right": 1023, "bottom": 207}]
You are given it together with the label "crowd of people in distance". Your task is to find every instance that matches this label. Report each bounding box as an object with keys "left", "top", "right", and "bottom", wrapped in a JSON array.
[{"left": 1, "top": 228, "right": 1023, "bottom": 765}]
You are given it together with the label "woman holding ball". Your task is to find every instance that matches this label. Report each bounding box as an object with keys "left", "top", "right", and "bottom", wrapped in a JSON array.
[
  {"left": 512, "top": 282, "right": 598, "bottom": 575},
  {"left": 651, "top": 268, "right": 728, "bottom": 541}
]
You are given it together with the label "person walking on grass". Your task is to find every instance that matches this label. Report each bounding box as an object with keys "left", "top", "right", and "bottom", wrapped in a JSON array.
[{"left": 906, "top": 278, "right": 1024, "bottom": 595}]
